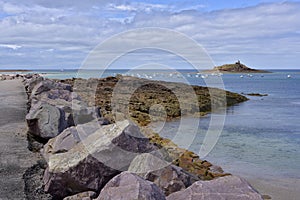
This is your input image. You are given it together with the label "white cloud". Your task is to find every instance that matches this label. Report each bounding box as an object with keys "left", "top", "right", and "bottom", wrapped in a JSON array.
[
  {"left": 106, "top": 2, "right": 173, "bottom": 12},
  {"left": 107, "top": 4, "right": 136, "bottom": 11},
  {"left": 0, "top": 1, "right": 299, "bottom": 69},
  {"left": 0, "top": 44, "right": 22, "bottom": 50}
]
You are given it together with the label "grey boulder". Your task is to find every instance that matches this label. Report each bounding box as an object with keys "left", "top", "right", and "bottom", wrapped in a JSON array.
[
  {"left": 43, "top": 120, "right": 158, "bottom": 199},
  {"left": 42, "top": 121, "right": 101, "bottom": 162},
  {"left": 129, "top": 153, "right": 198, "bottom": 196},
  {"left": 96, "top": 172, "right": 166, "bottom": 200},
  {"left": 30, "top": 79, "right": 72, "bottom": 97},
  {"left": 166, "top": 175, "right": 263, "bottom": 200},
  {"left": 23, "top": 75, "right": 44, "bottom": 95},
  {"left": 26, "top": 102, "right": 68, "bottom": 139}
]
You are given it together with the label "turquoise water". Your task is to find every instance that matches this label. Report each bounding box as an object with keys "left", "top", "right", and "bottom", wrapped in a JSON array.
[{"left": 18, "top": 69, "right": 300, "bottom": 179}]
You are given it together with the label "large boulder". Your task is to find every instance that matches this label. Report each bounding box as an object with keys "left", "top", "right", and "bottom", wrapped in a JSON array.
[
  {"left": 166, "top": 175, "right": 263, "bottom": 200},
  {"left": 96, "top": 172, "right": 166, "bottom": 200},
  {"left": 35, "top": 97, "right": 97, "bottom": 127},
  {"left": 23, "top": 75, "right": 44, "bottom": 95},
  {"left": 26, "top": 78, "right": 100, "bottom": 140},
  {"left": 43, "top": 120, "right": 159, "bottom": 199},
  {"left": 129, "top": 153, "right": 199, "bottom": 196},
  {"left": 30, "top": 79, "right": 72, "bottom": 97},
  {"left": 145, "top": 165, "right": 198, "bottom": 196},
  {"left": 36, "top": 88, "right": 79, "bottom": 102},
  {"left": 42, "top": 121, "right": 101, "bottom": 162},
  {"left": 26, "top": 102, "right": 68, "bottom": 139}
]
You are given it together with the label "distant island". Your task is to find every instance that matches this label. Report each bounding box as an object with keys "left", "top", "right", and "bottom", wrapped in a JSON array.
[
  {"left": 204, "top": 61, "right": 271, "bottom": 73},
  {"left": 0, "top": 69, "right": 31, "bottom": 72}
]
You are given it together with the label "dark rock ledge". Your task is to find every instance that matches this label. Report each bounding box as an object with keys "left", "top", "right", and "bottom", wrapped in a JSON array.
[{"left": 19, "top": 74, "right": 262, "bottom": 200}]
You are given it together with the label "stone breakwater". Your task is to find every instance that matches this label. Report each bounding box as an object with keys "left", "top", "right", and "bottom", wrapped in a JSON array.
[{"left": 18, "top": 74, "right": 262, "bottom": 199}]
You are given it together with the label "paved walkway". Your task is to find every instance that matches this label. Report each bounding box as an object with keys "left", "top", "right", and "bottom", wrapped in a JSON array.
[{"left": 0, "top": 80, "right": 37, "bottom": 200}]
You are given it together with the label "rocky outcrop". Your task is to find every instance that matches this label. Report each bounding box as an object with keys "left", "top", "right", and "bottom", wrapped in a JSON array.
[
  {"left": 166, "top": 175, "right": 263, "bottom": 200},
  {"left": 62, "top": 76, "right": 248, "bottom": 126},
  {"left": 207, "top": 61, "right": 271, "bottom": 73},
  {"left": 96, "top": 172, "right": 166, "bottom": 200},
  {"left": 43, "top": 120, "right": 159, "bottom": 199},
  {"left": 242, "top": 93, "right": 268, "bottom": 97}
]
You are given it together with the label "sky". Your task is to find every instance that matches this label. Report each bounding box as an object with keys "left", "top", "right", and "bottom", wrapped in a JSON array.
[{"left": 0, "top": 0, "right": 300, "bottom": 69}]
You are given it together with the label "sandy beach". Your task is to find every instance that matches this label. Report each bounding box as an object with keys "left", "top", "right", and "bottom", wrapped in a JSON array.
[{"left": 0, "top": 80, "right": 38, "bottom": 199}]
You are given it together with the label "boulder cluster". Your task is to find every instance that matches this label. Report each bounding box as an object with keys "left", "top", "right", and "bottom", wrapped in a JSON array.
[
  {"left": 0, "top": 73, "right": 25, "bottom": 81},
  {"left": 22, "top": 74, "right": 263, "bottom": 200}
]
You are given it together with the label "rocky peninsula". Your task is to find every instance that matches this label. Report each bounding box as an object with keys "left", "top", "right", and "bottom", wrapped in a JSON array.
[
  {"left": 0, "top": 74, "right": 264, "bottom": 200},
  {"left": 205, "top": 61, "right": 271, "bottom": 73}
]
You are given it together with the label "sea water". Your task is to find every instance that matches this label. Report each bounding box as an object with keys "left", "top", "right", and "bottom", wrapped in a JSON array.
[{"left": 150, "top": 70, "right": 300, "bottom": 180}]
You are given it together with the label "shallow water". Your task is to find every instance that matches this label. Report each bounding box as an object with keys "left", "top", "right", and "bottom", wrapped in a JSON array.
[{"left": 150, "top": 70, "right": 300, "bottom": 180}]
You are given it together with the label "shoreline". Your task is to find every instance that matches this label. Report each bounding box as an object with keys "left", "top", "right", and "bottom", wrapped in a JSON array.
[{"left": 0, "top": 76, "right": 258, "bottom": 199}]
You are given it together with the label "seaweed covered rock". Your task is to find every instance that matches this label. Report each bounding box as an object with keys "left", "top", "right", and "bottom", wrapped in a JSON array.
[
  {"left": 146, "top": 132, "right": 230, "bottom": 180},
  {"left": 166, "top": 175, "right": 263, "bottom": 200},
  {"left": 43, "top": 120, "right": 159, "bottom": 199},
  {"left": 63, "top": 76, "right": 248, "bottom": 126},
  {"left": 96, "top": 172, "right": 166, "bottom": 200}
]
